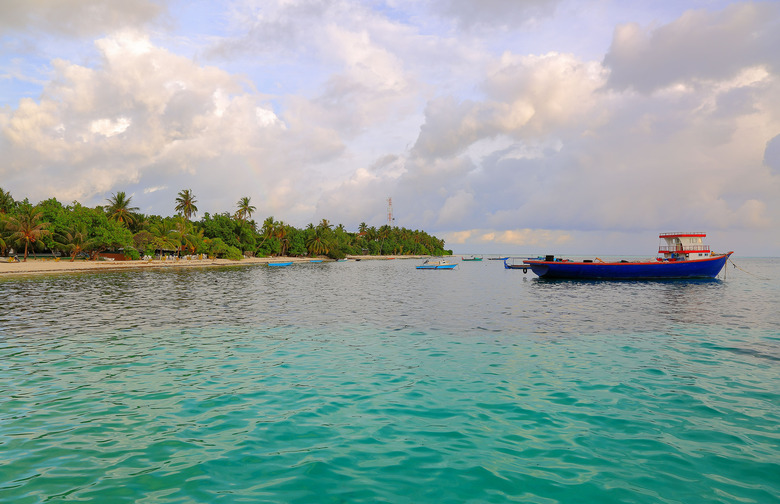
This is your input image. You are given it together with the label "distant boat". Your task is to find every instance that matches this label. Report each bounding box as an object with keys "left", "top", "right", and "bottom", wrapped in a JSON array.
[
  {"left": 309, "top": 259, "right": 323, "bottom": 263},
  {"left": 521, "top": 232, "right": 732, "bottom": 280},
  {"left": 488, "top": 256, "right": 509, "bottom": 260},
  {"left": 416, "top": 258, "right": 458, "bottom": 270},
  {"left": 503, "top": 258, "right": 535, "bottom": 272},
  {"left": 268, "top": 261, "right": 293, "bottom": 267},
  {"left": 461, "top": 255, "right": 483, "bottom": 261}
]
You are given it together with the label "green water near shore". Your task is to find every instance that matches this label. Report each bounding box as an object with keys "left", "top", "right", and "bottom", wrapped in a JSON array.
[{"left": 2, "top": 259, "right": 779, "bottom": 503}]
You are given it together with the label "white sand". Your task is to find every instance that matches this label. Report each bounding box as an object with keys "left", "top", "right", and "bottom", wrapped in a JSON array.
[{"left": 0, "top": 255, "right": 425, "bottom": 277}]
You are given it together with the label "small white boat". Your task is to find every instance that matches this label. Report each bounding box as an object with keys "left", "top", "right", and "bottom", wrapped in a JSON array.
[{"left": 416, "top": 258, "right": 458, "bottom": 270}]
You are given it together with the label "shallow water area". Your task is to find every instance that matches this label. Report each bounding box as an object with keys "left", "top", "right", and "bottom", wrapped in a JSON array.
[{"left": 2, "top": 258, "right": 779, "bottom": 503}]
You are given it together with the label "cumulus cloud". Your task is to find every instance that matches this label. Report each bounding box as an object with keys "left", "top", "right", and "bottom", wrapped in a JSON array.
[
  {"left": 603, "top": 2, "right": 780, "bottom": 93},
  {"left": 765, "top": 134, "right": 780, "bottom": 176},
  {"left": 445, "top": 228, "right": 572, "bottom": 247},
  {"left": 430, "top": 0, "right": 561, "bottom": 31},
  {"left": 0, "top": 0, "right": 165, "bottom": 37},
  {"left": 2, "top": 0, "right": 779, "bottom": 255},
  {"left": 0, "top": 30, "right": 342, "bottom": 218},
  {"left": 411, "top": 52, "right": 605, "bottom": 160}
]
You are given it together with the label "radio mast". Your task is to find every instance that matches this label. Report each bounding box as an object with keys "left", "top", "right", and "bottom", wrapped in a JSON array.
[{"left": 387, "top": 197, "right": 394, "bottom": 226}]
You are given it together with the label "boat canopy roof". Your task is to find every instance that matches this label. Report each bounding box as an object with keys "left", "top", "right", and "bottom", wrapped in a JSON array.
[{"left": 659, "top": 231, "right": 706, "bottom": 238}]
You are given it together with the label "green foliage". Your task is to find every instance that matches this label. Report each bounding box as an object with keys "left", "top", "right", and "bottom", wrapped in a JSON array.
[
  {"left": 287, "top": 229, "right": 307, "bottom": 256},
  {"left": 207, "top": 237, "right": 228, "bottom": 257},
  {"left": 54, "top": 222, "right": 92, "bottom": 261},
  {"left": 88, "top": 210, "right": 135, "bottom": 259},
  {"left": 0, "top": 187, "right": 15, "bottom": 214},
  {"left": 133, "top": 230, "right": 154, "bottom": 256},
  {"left": 204, "top": 237, "right": 241, "bottom": 259},
  {"left": 199, "top": 212, "right": 241, "bottom": 249},
  {"left": 326, "top": 248, "right": 346, "bottom": 260},
  {"left": 124, "top": 248, "right": 141, "bottom": 260},
  {"left": 257, "top": 236, "right": 281, "bottom": 257},
  {"left": 1, "top": 190, "right": 449, "bottom": 261},
  {"left": 148, "top": 218, "right": 180, "bottom": 259},
  {"left": 223, "top": 245, "right": 242, "bottom": 261}
]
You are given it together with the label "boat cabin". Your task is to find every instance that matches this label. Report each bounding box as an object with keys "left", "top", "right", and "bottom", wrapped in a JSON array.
[{"left": 658, "top": 232, "right": 711, "bottom": 260}]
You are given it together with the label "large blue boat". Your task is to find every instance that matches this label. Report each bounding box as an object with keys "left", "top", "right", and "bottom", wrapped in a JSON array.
[{"left": 522, "top": 232, "right": 733, "bottom": 280}]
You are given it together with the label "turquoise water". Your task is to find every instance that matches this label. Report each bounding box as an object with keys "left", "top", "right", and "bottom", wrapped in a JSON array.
[{"left": 2, "top": 258, "right": 779, "bottom": 503}]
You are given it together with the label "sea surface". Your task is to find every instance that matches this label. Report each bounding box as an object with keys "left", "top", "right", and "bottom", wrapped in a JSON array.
[{"left": 1, "top": 257, "right": 779, "bottom": 503}]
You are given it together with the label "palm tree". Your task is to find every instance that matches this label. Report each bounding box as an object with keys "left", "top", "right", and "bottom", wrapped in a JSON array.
[
  {"left": 275, "top": 224, "right": 290, "bottom": 256},
  {"left": 305, "top": 227, "right": 330, "bottom": 256},
  {"left": 5, "top": 205, "right": 51, "bottom": 261},
  {"left": 235, "top": 196, "right": 256, "bottom": 225},
  {"left": 172, "top": 215, "right": 202, "bottom": 255},
  {"left": 258, "top": 216, "right": 276, "bottom": 249},
  {"left": 149, "top": 219, "right": 181, "bottom": 259},
  {"left": 0, "top": 213, "right": 7, "bottom": 254},
  {"left": 105, "top": 191, "right": 139, "bottom": 227},
  {"left": 175, "top": 189, "right": 198, "bottom": 221},
  {"left": 0, "top": 187, "right": 14, "bottom": 214},
  {"left": 378, "top": 224, "right": 391, "bottom": 254},
  {"left": 55, "top": 223, "right": 92, "bottom": 261}
]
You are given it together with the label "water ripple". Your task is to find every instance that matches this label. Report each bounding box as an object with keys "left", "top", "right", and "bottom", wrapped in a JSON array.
[{"left": 1, "top": 259, "right": 779, "bottom": 502}]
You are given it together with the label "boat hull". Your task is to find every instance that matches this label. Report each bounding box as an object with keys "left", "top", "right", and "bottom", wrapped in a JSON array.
[
  {"left": 523, "top": 253, "right": 732, "bottom": 280},
  {"left": 416, "top": 264, "right": 457, "bottom": 270}
]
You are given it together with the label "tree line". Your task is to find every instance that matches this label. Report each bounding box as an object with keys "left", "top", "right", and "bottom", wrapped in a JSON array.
[{"left": 0, "top": 187, "right": 450, "bottom": 261}]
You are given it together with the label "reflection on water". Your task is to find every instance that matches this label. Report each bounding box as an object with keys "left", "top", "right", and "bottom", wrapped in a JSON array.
[{"left": 2, "top": 258, "right": 778, "bottom": 339}]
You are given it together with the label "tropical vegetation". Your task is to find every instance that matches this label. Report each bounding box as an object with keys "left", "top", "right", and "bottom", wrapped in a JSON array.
[{"left": 0, "top": 188, "right": 450, "bottom": 261}]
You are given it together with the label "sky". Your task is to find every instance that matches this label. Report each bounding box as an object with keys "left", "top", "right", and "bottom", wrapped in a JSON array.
[{"left": 1, "top": 0, "right": 779, "bottom": 256}]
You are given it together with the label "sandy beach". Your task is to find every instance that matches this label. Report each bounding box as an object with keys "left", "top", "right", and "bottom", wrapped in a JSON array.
[{"left": 0, "top": 255, "right": 427, "bottom": 277}]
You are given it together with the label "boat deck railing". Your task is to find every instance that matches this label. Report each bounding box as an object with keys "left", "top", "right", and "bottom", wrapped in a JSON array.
[{"left": 659, "top": 245, "right": 711, "bottom": 253}]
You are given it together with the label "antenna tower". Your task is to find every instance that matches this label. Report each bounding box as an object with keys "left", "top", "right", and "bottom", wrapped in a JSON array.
[{"left": 387, "top": 197, "right": 393, "bottom": 226}]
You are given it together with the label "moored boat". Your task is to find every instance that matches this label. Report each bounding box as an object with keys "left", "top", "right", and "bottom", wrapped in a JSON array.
[
  {"left": 503, "top": 257, "right": 539, "bottom": 272},
  {"left": 522, "top": 232, "right": 732, "bottom": 280},
  {"left": 416, "top": 258, "right": 458, "bottom": 270},
  {"left": 461, "top": 255, "right": 483, "bottom": 261},
  {"left": 268, "top": 261, "right": 293, "bottom": 267}
]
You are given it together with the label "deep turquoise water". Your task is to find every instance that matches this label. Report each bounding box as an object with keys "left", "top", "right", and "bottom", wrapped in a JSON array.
[{"left": 1, "top": 258, "right": 779, "bottom": 503}]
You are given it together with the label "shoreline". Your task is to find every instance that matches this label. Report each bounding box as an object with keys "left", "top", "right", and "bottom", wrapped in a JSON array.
[{"left": 0, "top": 255, "right": 429, "bottom": 277}]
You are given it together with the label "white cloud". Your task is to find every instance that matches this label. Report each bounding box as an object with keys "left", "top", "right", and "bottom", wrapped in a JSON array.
[
  {"left": 0, "top": 30, "right": 326, "bottom": 218},
  {"left": 430, "top": 0, "right": 562, "bottom": 31},
  {"left": 411, "top": 52, "right": 606, "bottom": 159},
  {"left": 437, "top": 189, "right": 475, "bottom": 226},
  {"left": 90, "top": 116, "right": 131, "bottom": 137},
  {"left": 603, "top": 2, "right": 780, "bottom": 94},
  {"left": 0, "top": 0, "right": 165, "bottom": 37},
  {"left": 1, "top": 0, "right": 779, "bottom": 255}
]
